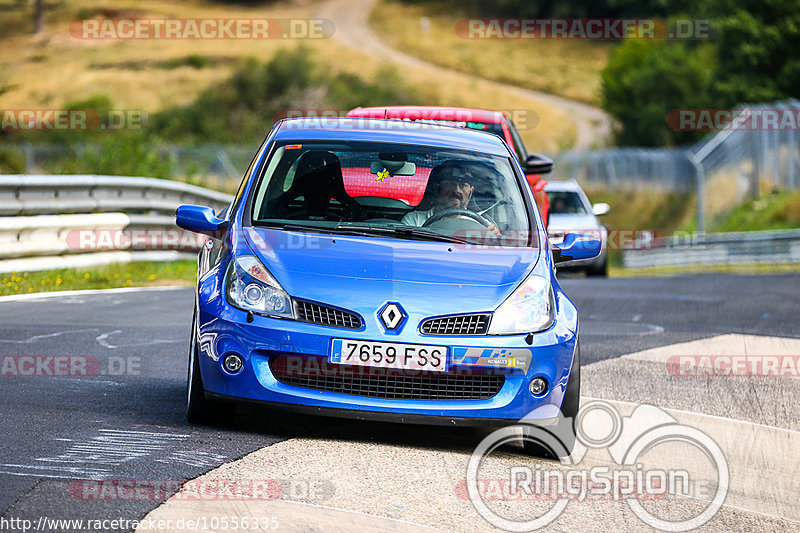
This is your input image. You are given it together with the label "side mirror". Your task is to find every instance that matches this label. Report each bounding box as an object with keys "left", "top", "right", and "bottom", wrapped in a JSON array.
[
  {"left": 552, "top": 232, "right": 601, "bottom": 264},
  {"left": 592, "top": 202, "right": 610, "bottom": 216},
  {"left": 176, "top": 205, "right": 227, "bottom": 237},
  {"left": 525, "top": 154, "right": 554, "bottom": 175}
]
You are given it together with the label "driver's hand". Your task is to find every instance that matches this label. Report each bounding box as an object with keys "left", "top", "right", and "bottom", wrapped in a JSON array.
[{"left": 487, "top": 223, "right": 501, "bottom": 237}]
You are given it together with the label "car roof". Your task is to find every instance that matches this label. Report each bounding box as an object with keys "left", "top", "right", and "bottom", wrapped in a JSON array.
[
  {"left": 544, "top": 179, "right": 584, "bottom": 192},
  {"left": 346, "top": 106, "right": 505, "bottom": 124},
  {"left": 274, "top": 117, "right": 512, "bottom": 157}
]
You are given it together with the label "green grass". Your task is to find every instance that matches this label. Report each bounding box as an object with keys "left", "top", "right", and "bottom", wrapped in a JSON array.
[
  {"left": 370, "top": 0, "right": 611, "bottom": 105},
  {"left": 0, "top": 260, "right": 195, "bottom": 297},
  {"left": 578, "top": 186, "right": 800, "bottom": 270},
  {"left": 713, "top": 190, "right": 800, "bottom": 232},
  {"left": 611, "top": 262, "right": 800, "bottom": 278}
]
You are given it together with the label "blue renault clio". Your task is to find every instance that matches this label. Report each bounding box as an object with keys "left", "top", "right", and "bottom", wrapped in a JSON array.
[{"left": 177, "top": 118, "right": 599, "bottom": 454}]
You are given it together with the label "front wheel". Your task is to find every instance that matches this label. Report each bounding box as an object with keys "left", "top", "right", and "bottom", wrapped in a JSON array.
[
  {"left": 186, "top": 309, "right": 235, "bottom": 424},
  {"left": 586, "top": 257, "right": 608, "bottom": 277},
  {"left": 522, "top": 341, "right": 580, "bottom": 458}
]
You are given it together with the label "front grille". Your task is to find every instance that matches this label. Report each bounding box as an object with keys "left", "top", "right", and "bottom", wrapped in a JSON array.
[
  {"left": 420, "top": 314, "right": 490, "bottom": 336},
  {"left": 295, "top": 300, "right": 362, "bottom": 330},
  {"left": 269, "top": 356, "right": 505, "bottom": 400}
]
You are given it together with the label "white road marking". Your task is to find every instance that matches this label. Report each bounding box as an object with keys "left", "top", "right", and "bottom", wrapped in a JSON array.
[
  {"left": 0, "top": 328, "right": 98, "bottom": 344},
  {"left": 95, "top": 330, "right": 181, "bottom": 350},
  {"left": 0, "top": 285, "right": 187, "bottom": 303},
  {"left": 2, "top": 429, "right": 192, "bottom": 480},
  {"left": 96, "top": 330, "right": 122, "bottom": 349}
]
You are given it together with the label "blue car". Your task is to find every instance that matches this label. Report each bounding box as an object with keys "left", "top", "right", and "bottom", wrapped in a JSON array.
[{"left": 176, "top": 118, "right": 600, "bottom": 454}]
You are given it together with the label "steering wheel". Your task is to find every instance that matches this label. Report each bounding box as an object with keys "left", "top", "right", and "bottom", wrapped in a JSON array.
[{"left": 421, "top": 208, "right": 493, "bottom": 228}]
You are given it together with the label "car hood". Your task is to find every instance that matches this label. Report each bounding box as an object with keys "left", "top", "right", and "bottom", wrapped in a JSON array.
[{"left": 243, "top": 227, "right": 541, "bottom": 317}]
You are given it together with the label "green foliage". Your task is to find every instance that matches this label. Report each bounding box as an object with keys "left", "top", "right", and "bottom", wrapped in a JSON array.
[
  {"left": 715, "top": 190, "right": 800, "bottom": 231},
  {"left": 0, "top": 147, "right": 26, "bottom": 174},
  {"left": 710, "top": 0, "right": 800, "bottom": 106},
  {"left": 391, "top": 0, "right": 701, "bottom": 18},
  {"left": 601, "top": 0, "right": 800, "bottom": 146},
  {"left": 602, "top": 39, "right": 715, "bottom": 146},
  {"left": 0, "top": 260, "right": 196, "bottom": 296},
  {"left": 53, "top": 133, "right": 174, "bottom": 178},
  {"left": 149, "top": 47, "right": 423, "bottom": 145}
]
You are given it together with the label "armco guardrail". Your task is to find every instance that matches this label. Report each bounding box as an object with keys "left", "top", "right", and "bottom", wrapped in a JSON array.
[
  {"left": 0, "top": 175, "right": 233, "bottom": 273},
  {"left": 623, "top": 229, "right": 800, "bottom": 269},
  {"left": 0, "top": 174, "right": 233, "bottom": 216}
]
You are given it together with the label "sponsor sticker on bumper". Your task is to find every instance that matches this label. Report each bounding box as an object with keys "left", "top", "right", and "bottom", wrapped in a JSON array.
[{"left": 451, "top": 347, "right": 532, "bottom": 371}]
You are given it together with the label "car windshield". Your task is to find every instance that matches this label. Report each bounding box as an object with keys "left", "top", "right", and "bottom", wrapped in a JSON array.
[
  {"left": 547, "top": 191, "right": 588, "bottom": 215},
  {"left": 250, "top": 141, "right": 536, "bottom": 247}
]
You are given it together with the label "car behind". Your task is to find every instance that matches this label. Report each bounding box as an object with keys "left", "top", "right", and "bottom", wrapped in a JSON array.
[{"left": 545, "top": 180, "right": 610, "bottom": 277}]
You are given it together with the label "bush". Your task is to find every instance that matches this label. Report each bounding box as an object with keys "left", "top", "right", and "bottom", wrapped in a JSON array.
[
  {"left": 53, "top": 134, "right": 173, "bottom": 178},
  {"left": 601, "top": 39, "right": 715, "bottom": 147},
  {"left": 150, "top": 47, "right": 424, "bottom": 145}
]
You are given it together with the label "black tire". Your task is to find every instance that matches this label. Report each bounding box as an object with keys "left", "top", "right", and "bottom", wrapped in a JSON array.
[
  {"left": 586, "top": 257, "right": 608, "bottom": 277},
  {"left": 522, "top": 341, "right": 580, "bottom": 458},
  {"left": 186, "top": 309, "right": 235, "bottom": 424}
]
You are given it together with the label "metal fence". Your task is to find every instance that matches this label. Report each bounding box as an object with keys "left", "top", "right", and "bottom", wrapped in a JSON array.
[
  {"left": 623, "top": 229, "right": 800, "bottom": 269},
  {"left": 553, "top": 99, "right": 800, "bottom": 230},
  {"left": 0, "top": 143, "right": 254, "bottom": 188},
  {"left": 0, "top": 175, "right": 233, "bottom": 273},
  {"left": 554, "top": 148, "right": 695, "bottom": 191}
]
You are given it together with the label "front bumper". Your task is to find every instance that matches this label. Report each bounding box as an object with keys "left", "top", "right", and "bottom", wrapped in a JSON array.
[{"left": 196, "top": 287, "right": 578, "bottom": 424}]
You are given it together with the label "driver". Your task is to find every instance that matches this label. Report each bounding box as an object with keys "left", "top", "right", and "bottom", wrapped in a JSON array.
[{"left": 401, "top": 160, "right": 479, "bottom": 226}]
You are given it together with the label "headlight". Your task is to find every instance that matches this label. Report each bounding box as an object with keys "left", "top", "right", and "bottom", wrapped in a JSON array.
[
  {"left": 226, "top": 255, "right": 294, "bottom": 319},
  {"left": 488, "top": 274, "right": 554, "bottom": 335}
]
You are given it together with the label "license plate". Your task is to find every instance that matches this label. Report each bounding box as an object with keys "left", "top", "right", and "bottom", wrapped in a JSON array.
[{"left": 330, "top": 339, "right": 448, "bottom": 372}]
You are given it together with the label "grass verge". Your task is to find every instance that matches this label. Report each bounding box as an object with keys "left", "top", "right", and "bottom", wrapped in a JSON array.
[
  {"left": 610, "top": 263, "right": 800, "bottom": 278},
  {"left": 369, "top": 0, "right": 611, "bottom": 105},
  {"left": 0, "top": 260, "right": 195, "bottom": 297}
]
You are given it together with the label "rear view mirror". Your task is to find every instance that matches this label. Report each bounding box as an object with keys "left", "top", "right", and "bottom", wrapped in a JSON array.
[
  {"left": 592, "top": 203, "right": 611, "bottom": 216},
  {"left": 176, "top": 205, "right": 227, "bottom": 237},
  {"left": 525, "top": 154, "right": 554, "bottom": 174},
  {"left": 370, "top": 160, "right": 416, "bottom": 176},
  {"left": 552, "top": 232, "right": 601, "bottom": 264}
]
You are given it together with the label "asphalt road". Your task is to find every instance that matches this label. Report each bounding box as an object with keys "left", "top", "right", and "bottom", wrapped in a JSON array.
[{"left": 0, "top": 274, "right": 798, "bottom": 532}]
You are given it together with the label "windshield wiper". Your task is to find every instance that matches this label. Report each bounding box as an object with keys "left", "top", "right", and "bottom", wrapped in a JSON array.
[
  {"left": 336, "top": 224, "right": 472, "bottom": 244},
  {"left": 255, "top": 222, "right": 339, "bottom": 234}
]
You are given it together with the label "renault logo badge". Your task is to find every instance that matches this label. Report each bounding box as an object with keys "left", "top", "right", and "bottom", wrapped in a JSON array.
[{"left": 379, "top": 302, "right": 406, "bottom": 331}]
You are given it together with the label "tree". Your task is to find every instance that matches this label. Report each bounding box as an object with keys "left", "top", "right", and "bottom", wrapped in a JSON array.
[
  {"left": 601, "top": 39, "right": 715, "bottom": 146},
  {"left": 33, "top": 0, "right": 43, "bottom": 33},
  {"left": 710, "top": 0, "right": 800, "bottom": 106}
]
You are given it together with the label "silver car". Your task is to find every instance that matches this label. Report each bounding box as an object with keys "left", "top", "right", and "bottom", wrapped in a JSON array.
[{"left": 546, "top": 180, "right": 610, "bottom": 276}]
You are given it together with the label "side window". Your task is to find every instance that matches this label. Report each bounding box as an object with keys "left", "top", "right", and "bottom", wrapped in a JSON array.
[{"left": 506, "top": 119, "right": 528, "bottom": 164}]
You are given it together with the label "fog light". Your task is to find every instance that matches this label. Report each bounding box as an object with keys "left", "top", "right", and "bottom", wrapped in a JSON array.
[
  {"left": 223, "top": 354, "right": 243, "bottom": 374},
  {"left": 529, "top": 377, "right": 548, "bottom": 396}
]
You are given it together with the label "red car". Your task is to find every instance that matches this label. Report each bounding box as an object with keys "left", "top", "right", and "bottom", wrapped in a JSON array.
[{"left": 345, "top": 106, "right": 552, "bottom": 225}]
